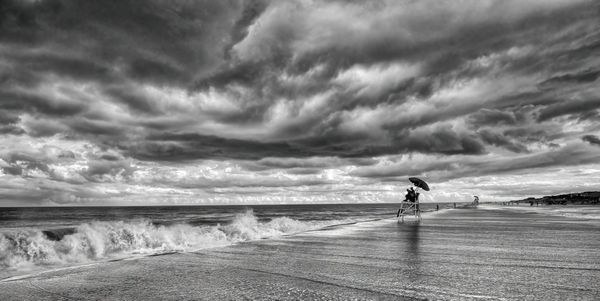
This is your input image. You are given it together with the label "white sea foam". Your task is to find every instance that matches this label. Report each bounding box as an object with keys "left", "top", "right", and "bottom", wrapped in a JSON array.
[{"left": 0, "top": 210, "right": 347, "bottom": 271}]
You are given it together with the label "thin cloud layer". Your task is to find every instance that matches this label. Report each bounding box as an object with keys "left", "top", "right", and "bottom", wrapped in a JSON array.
[{"left": 1, "top": 0, "right": 599, "bottom": 205}]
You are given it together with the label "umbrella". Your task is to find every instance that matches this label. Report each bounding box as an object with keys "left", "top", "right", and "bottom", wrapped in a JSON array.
[{"left": 409, "top": 177, "right": 430, "bottom": 191}]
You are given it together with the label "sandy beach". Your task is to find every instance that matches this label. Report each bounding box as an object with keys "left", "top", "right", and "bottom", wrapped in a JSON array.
[{"left": 2, "top": 207, "right": 599, "bottom": 300}]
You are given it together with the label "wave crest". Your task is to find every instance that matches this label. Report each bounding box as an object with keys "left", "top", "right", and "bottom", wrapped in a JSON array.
[{"left": 0, "top": 210, "right": 337, "bottom": 270}]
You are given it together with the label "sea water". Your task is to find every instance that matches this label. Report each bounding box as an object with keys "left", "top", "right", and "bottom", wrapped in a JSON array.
[
  {"left": 1, "top": 204, "right": 599, "bottom": 300},
  {"left": 0, "top": 203, "right": 454, "bottom": 278}
]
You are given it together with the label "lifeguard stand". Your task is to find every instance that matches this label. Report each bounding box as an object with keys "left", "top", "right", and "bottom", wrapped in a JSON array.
[{"left": 397, "top": 200, "right": 421, "bottom": 223}]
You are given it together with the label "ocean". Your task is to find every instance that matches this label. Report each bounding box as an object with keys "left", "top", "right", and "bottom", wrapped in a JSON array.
[
  {"left": 2, "top": 204, "right": 599, "bottom": 300},
  {"left": 0, "top": 202, "right": 453, "bottom": 279}
]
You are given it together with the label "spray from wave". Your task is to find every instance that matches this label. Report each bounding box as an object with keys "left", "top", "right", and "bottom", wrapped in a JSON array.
[{"left": 0, "top": 210, "right": 346, "bottom": 271}]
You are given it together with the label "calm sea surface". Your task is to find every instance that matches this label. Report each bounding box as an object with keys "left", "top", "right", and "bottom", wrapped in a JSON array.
[{"left": 0, "top": 203, "right": 451, "bottom": 230}]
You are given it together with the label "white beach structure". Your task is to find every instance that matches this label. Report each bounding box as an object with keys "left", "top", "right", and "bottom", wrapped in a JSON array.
[{"left": 397, "top": 199, "right": 422, "bottom": 222}]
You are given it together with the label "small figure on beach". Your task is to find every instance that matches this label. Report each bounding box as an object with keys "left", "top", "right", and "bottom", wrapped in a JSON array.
[{"left": 436, "top": 204, "right": 439, "bottom": 211}]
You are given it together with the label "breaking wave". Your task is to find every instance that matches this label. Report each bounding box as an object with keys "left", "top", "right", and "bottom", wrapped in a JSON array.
[{"left": 0, "top": 210, "right": 345, "bottom": 271}]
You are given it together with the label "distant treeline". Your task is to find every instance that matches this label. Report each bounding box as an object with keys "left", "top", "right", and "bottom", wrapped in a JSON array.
[{"left": 511, "top": 191, "right": 600, "bottom": 205}]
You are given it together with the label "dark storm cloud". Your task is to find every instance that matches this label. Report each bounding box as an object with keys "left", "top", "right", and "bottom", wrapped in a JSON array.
[
  {"left": 391, "top": 127, "right": 486, "bottom": 156},
  {"left": 0, "top": 110, "right": 24, "bottom": 135},
  {"left": 255, "top": 157, "right": 344, "bottom": 169},
  {"left": 0, "top": 124, "right": 25, "bottom": 135},
  {"left": 502, "top": 128, "right": 550, "bottom": 143},
  {"left": 126, "top": 133, "right": 311, "bottom": 161},
  {"left": 2, "top": 0, "right": 600, "bottom": 205},
  {"left": 350, "top": 159, "right": 457, "bottom": 180},
  {"left": 0, "top": 152, "right": 53, "bottom": 177},
  {"left": 467, "top": 109, "right": 519, "bottom": 127},
  {"left": 0, "top": 0, "right": 247, "bottom": 150},
  {"left": 144, "top": 126, "right": 487, "bottom": 161},
  {"left": 66, "top": 118, "right": 125, "bottom": 137},
  {"left": 542, "top": 69, "right": 600, "bottom": 85},
  {"left": 247, "top": 156, "right": 378, "bottom": 172},
  {"left": 0, "top": 90, "right": 88, "bottom": 117},
  {"left": 454, "top": 143, "right": 600, "bottom": 180},
  {"left": 125, "top": 127, "right": 490, "bottom": 161},
  {"left": 582, "top": 135, "right": 600, "bottom": 146},
  {"left": 224, "top": 0, "right": 269, "bottom": 58},
  {"left": 264, "top": 5, "right": 536, "bottom": 74},
  {"left": 352, "top": 142, "right": 600, "bottom": 181},
  {"left": 186, "top": 0, "right": 598, "bottom": 162},
  {"left": 172, "top": 177, "right": 333, "bottom": 189},
  {"left": 537, "top": 98, "right": 600, "bottom": 122},
  {"left": 102, "top": 85, "right": 162, "bottom": 115},
  {"left": 0, "top": 111, "right": 19, "bottom": 125},
  {"left": 197, "top": 61, "right": 268, "bottom": 91},
  {"left": 230, "top": 0, "right": 595, "bottom": 83},
  {"left": 477, "top": 129, "right": 528, "bottom": 153},
  {"left": 2, "top": 0, "right": 597, "bottom": 162},
  {"left": 0, "top": 0, "right": 243, "bottom": 85},
  {"left": 2, "top": 51, "right": 115, "bottom": 84}
]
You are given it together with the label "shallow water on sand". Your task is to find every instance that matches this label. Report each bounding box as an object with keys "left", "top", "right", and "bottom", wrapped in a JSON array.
[{"left": 1, "top": 206, "right": 599, "bottom": 300}]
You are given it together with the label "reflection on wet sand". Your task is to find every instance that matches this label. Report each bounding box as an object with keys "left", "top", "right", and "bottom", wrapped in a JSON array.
[{"left": 396, "top": 222, "right": 423, "bottom": 283}]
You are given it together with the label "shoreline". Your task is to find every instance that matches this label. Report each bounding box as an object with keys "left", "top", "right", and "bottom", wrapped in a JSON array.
[
  {"left": 2, "top": 207, "right": 598, "bottom": 300},
  {"left": 0, "top": 215, "right": 400, "bottom": 282}
]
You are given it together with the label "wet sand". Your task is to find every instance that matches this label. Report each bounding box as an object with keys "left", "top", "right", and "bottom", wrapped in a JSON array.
[{"left": 2, "top": 208, "right": 600, "bottom": 300}]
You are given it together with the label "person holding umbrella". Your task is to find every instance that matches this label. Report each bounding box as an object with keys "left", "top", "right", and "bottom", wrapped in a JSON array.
[
  {"left": 397, "top": 187, "right": 416, "bottom": 217},
  {"left": 405, "top": 187, "right": 416, "bottom": 202},
  {"left": 397, "top": 177, "right": 430, "bottom": 218}
]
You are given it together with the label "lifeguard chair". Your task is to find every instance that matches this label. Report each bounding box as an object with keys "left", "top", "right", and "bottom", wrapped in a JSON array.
[
  {"left": 397, "top": 177, "right": 429, "bottom": 223},
  {"left": 397, "top": 200, "right": 421, "bottom": 222}
]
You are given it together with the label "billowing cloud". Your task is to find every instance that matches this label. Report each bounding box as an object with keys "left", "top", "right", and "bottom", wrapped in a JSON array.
[
  {"left": 1, "top": 0, "right": 599, "bottom": 205},
  {"left": 582, "top": 135, "right": 600, "bottom": 146}
]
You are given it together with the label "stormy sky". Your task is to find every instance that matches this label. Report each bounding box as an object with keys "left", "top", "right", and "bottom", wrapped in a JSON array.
[{"left": 1, "top": 0, "right": 600, "bottom": 206}]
